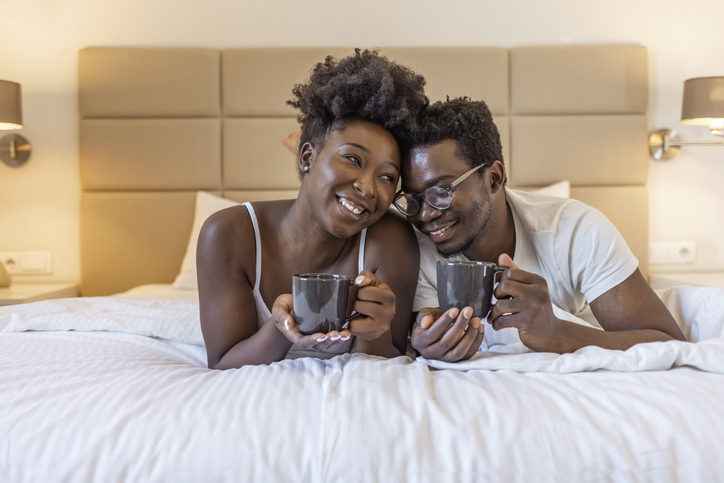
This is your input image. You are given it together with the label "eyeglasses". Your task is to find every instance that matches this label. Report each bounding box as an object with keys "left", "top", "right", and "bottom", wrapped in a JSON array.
[{"left": 393, "top": 163, "right": 488, "bottom": 216}]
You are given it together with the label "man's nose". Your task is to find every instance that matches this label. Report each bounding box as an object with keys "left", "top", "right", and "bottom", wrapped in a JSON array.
[{"left": 415, "top": 200, "right": 442, "bottom": 223}]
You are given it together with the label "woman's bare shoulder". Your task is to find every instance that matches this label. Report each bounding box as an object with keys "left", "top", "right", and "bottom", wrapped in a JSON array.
[
  {"left": 200, "top": 204, "right": 253, "bottom": 242},
  {"left": 198, "top": 199, "right": 294, "bottom": 259}
]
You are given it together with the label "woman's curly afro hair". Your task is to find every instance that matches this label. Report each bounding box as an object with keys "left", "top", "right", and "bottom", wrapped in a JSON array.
[
  {"left": 287, "top": 49, "right": 428, "bottom": 155},
  {"left": 407, "top": 97, "right": 504, "bottom": 176}
]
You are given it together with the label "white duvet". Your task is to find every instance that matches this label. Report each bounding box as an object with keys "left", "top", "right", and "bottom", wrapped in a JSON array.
[{"left": 1, "top": 286, "right": 724, "bottom": 482}]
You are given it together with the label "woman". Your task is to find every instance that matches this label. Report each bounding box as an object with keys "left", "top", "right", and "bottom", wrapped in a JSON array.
[{"left": 198, "top": 50, "right": 427, "bottom": 369}]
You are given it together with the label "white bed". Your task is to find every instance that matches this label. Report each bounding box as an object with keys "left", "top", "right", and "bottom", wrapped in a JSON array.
[
  {"left": 2, "top": 285, "right": 724, "bottom": 481},
  {"left": 2, "top": 45, "right": 723, "bottom": 481}
]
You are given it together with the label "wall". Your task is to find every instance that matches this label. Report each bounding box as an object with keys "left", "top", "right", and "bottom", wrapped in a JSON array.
[{"left": 1, "top": 0, "right": 723, "bottom": 283}]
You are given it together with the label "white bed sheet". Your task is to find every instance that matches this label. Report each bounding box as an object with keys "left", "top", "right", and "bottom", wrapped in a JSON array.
[
  {"left": 1, "top": 287, "right": 723, "bottom": 482},
  {"left": 113, "top": 283, "right": 199, "bottom": 301}
]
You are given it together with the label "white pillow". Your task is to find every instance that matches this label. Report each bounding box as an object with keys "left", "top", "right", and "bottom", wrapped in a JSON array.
[
  {"left": 172, "top": 191, "right": 241, "bottom": 290},
  {"left": 531, "top": 180, "right": 570, "bottom": 198}
]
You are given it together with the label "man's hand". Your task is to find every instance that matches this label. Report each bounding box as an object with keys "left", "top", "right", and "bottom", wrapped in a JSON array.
[
  {"left": 410, "top": 306, "right": 484, "bottom": 362},
  {"left": 488, "top": 254, "right": 565, "bottom": 353}
]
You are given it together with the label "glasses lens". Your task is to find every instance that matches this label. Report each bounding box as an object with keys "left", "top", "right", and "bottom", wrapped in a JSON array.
[
  {"left": 424, "top": 186, "right": 452, "bottom": 210},
  {"left": 394, "top": 194, "right": 420, "bottom": 216}
]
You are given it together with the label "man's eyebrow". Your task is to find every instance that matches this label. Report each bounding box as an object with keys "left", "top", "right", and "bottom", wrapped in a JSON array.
[
  {"left": 343, "top": 143, "right": 371, "bottom": 154},
  {"left": 426, "top": 174, "right": 455, "bottom": 187},
  {"left": 402, "top": 174, "right": 454, "bottom": 193}
]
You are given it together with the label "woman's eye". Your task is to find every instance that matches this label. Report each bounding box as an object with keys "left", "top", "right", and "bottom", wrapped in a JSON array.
[
  {"left": 343, "top": 155, "right": 361, "bottom": 165},
  {"left": 381, "top": 174, "right": 396, "bottom": 183}
]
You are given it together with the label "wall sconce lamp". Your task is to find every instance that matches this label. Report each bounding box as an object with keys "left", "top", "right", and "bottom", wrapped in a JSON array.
[
  {"left": 0, "top": 80, "right": 32, "bottom": 168},
  {"left": 649, "top": 77, "right": 724, "bottom": 160}
]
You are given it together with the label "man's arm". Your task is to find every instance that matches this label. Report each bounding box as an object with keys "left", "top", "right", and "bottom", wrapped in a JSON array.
[{"left": 489, "top": 255, "right": 685, "bottom": 354}]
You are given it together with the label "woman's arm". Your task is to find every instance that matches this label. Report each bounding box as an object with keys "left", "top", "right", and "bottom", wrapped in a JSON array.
[
  {"left": 197, "top": 207, "right": 293, "bottom": 369},
  {"left": 351, "top": 212, "right": 420, "bottom": 357}
]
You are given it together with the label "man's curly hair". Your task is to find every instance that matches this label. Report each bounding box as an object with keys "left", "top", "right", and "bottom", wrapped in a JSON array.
[
  {"left": 287, "top": 49, "right": 428, "bottom": 159},
  {"left": 406, "top": 97, "right": 504, "bottom": 179}
]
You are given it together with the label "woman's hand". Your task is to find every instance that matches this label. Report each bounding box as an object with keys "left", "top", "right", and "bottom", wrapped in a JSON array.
[
  {"left": 348, "top": 270, "right": 396, "bottom": 341},
  {"left": 270, "top": 294, "right": 352, "bottom": 351}
]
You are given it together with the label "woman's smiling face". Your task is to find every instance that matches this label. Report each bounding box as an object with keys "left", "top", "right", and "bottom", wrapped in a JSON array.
[{"left": 302, "top": 120, "right": 401, "bottom": 239}]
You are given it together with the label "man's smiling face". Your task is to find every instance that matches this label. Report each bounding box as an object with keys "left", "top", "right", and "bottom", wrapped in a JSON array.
[{"left": 401, "top": 140, "right": 493, "bottom": 258}]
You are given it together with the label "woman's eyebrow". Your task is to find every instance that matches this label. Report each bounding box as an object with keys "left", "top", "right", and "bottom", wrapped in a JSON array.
[
  {"left": 342, "top": 143, "right": 399, "bottom": 172},
  {"left": 385, "top": 161, "right": 400, "bottom": 173},
  {"left": 342, "top": 142, "right": 371, "bottom": 154}
]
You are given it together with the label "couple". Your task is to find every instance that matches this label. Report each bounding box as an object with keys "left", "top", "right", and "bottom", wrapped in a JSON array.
[{"left": 198, "top": 49, "right": 684, "bottom": 370}]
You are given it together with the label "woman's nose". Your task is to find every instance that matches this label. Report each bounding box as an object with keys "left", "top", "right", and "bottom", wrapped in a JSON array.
[{"left": 353, "top": 176, "right": 376, "bottom": 198}]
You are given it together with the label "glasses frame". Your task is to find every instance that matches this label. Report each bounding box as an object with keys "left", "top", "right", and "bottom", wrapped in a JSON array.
[{"left": 393, "top": 163, "right": 488, "bottom": 216}]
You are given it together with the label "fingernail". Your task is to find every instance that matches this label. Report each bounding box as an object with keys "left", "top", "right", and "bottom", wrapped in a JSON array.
[
  {"left": 341, "top": 336, "right": 350, "bottom": 341},
  {"left": 471, "top": 318, "right": 479, "bottom": 329},
  {"left": 317, "top": 335, "right": 328, "bottom": 342},
  {"left": 449, "top": 308, "right": 459, "bottom": 318},
  {"left": 284, "top": 319, "right": 291, "bottom": 331},
  {"left": 354, "top": 275, "right": 365, "bottom": 285},
  {"left": 331, "top": 335, "right": 341, "bottom": 341},
  {"left": 463, "top": 307, "right": 473, "bottom": 318}
]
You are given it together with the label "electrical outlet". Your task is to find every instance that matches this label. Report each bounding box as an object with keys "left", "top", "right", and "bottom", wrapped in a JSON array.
[
  {"left": 649, "top": 241, "right": 696, "bottom": 265},
  {"left": 0, "top": 251, "right": 53, "bottom": 275}
]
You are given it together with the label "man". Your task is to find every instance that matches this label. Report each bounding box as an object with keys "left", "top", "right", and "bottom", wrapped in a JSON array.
[{"left": 395, "top": 98, "right": 685, "bottom": 362}]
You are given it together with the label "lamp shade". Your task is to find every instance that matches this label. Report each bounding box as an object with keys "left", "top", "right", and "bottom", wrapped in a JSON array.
[
  {"left": 681, "top": 77, "right": 724, "bottom": 134},
  {"left": 0, "top": 80, "right": 23, "bottom": 130}
]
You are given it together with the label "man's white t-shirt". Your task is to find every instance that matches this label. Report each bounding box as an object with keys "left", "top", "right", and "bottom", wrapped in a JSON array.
[{"left": 413, "top": 188, "right": 639, "bottom": 349}]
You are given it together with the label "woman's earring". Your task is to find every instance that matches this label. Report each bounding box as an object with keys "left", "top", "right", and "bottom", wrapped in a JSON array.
[{"left": 303, "top": 165, "right": 310, "bottom": 173}]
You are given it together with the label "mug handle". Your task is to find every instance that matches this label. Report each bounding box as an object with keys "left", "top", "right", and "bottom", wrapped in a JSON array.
[
  {"left": 493, "top": 266, "right": 506, "bottom": 284},
  {"left": 341, "top": 279, "right": 362, "bottom": 328},
  {"left": 341, "top": 311, "right": 362, "bottom": 329}
]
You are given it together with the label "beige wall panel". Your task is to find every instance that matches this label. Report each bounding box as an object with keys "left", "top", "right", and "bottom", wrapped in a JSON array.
[
  {"left": 509, "top": 115, "right": 648, "bottom": 186},
  {"left": 81, "top": 119, "right": 221, "bottom": 191},
  {"left": 224, "top": 118, "right": 302, "bottom": 190},
  {"left": 224, "top": 190, "right": 300, "bottom": 203},
  {"left": 81, "top": 192, "right": 197, "bottom": 296},
  {"left": 222, "top": 48, "right": 351, "bottom": 116},
  {"left": 511, "top": 45, "right": 647, "bottom": 114},
  {"left": 570, "top": 185, "right": 649, "bottom": 278},
  {"left": 382, "top": 47, "right": 509, "bottom": 114},
  {"left": 494, "top": 115, "right": 511, "bottom": 181},
  {"left": 79, "top": 48, "right": 220, "bottom": 117}
]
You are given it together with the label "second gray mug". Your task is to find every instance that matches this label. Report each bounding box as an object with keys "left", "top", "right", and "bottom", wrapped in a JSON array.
[{"left": 437, "top": 260, "right": 504, "bottom": 318}]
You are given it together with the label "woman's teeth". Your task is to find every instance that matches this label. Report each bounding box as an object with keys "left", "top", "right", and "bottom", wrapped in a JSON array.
[{"left": 340, "top": 198, "right": 364, "bottom": 215}]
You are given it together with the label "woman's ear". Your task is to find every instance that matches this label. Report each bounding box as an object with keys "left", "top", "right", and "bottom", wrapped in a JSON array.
[
  {"left": 299, "top": 142, "right": 315, "bottom": 174},
  {"left": 488, "top": 161, "right": 506, "bottom": 193}
]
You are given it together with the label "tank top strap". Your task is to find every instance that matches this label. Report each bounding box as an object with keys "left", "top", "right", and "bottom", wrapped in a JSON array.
[
  {"left": 358, "top": 227, "right": 367, "bottom": 273},
  {"left": 242, "top": 202, "right": 262, "bottom": 292}
]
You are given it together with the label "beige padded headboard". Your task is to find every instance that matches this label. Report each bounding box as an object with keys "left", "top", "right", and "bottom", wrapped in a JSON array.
[{"left": 79, "top": 45, "right": 648, "bottom": 296}]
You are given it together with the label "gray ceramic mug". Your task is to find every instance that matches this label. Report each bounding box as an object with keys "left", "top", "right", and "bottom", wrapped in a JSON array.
[
  {"left": 292, "top": 273, "right": 357, "bottom": 335},
  {"left": 437, "top": 261, "right": 505, "bottom": 318}
]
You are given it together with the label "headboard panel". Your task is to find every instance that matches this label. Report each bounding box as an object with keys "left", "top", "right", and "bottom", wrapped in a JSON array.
[{"left": 79, "top": 45, "right": 648, "bottom": 296}]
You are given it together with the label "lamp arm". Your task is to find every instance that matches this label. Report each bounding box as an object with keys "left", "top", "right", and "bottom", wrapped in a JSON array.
[
  {"left": 669, "top": 141, "right": 724, "bottom": 146},
  {"left": 649, "top": 128, "right": 724, "bottom": 160}
]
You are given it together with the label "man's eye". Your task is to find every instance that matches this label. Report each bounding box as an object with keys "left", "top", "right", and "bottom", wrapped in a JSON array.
[{"left": 381, "top": 174, "right": 395, "bottom": 183}]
